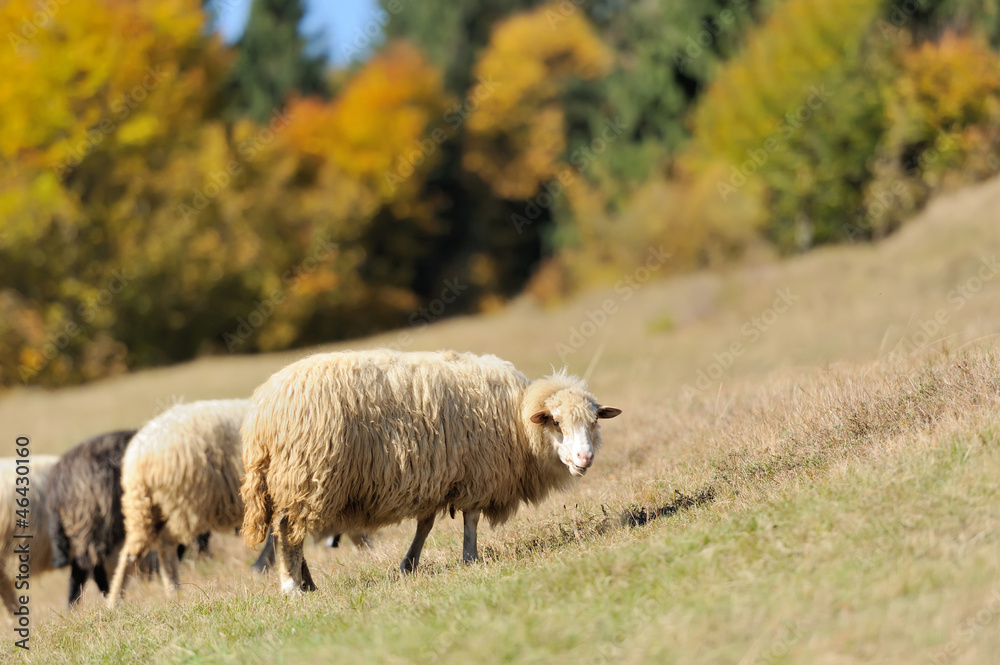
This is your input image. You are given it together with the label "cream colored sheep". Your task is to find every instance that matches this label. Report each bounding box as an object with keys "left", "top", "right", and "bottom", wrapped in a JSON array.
[
  {"left": 241, "top": 349, "right": 621, "bottom": 594},
  {"left": 107, "top": 400, "right": 247, "bottom": 607},
  {"left": 0, "top": 455, "right": 58, "bottom": 615}
]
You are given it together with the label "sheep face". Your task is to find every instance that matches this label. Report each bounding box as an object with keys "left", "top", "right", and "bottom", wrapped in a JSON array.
[{"left": 530, "top": 390, "right": 621, "bottom": 476}]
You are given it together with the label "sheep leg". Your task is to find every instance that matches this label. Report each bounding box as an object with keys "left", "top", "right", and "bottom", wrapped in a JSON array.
[
  {"left": 275, "top": 517, "right": 310, "bottom": 594},
  {"left": 462, "top": 510, "right": 481, "bottom": 564},
  {"left": 157, "top": 543, "right": 181, "bottom": 597},
  {"left": 93, "top": 563, "right": 110, "bottom": 596},
  {"left": 195, "top": 532, "right": 211, "bottom": 557},
  {"left": 107, "top": 548, "right": 134, "bottom": 608},
  {"left": 0, "top": 570, "right": 19, "bottom": 614},
  {"left": 300, "top": 559, "right": 317, "bottom": 592},
  {"left": 349, "top": 532, "right": 371, "bottom": 549},
  {"left": 67, "top": 562, "right": 90, "bottom": 607},
  {"left": 251, "top": 530, "right": 276, "bottom": 574},
  {"left": 400, "top": 514, "right": 436, "bottom": 574}
]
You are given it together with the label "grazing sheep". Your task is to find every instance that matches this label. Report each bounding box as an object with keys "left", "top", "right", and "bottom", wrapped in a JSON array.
[
  {"left": 45, "top": 430, "right": 207, "bottom": 608},
  {"left": 107, "top": 400, "right": 247, "bottom": 607},
  {"left": 240, "top": 349, "right": 621, "bottom": 594},
  {"left": 45, "top": 430, "right": 136, "bottom": 607},
  {"left": 0, "top": 455, "right": 59, "bottom": 615}
]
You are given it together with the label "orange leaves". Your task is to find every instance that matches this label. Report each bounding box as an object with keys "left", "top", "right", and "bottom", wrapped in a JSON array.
[
  {"left": 286, "top": 41, "right": 449, "bottom": 200},
  {"left": 463, "top": 3, "right": 612, "bottom": 199},
  {"left": 861, "top": 33, "right": 1000, "bottom": 235},
  {"left": 892, "top": 33, "right": 1000, "bottom": 136}
]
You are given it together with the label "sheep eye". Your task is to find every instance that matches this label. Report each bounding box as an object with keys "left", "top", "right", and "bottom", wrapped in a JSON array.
[{"left": 552, "top": 420, "right": 562, "bottom": 430}]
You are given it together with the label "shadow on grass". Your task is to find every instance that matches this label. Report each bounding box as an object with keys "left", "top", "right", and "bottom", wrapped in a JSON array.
[
  {"left": 620, "top": 485, "right": 717, "bottom": 527},
  {"left": 484, "top": 485, "right": 716, "bottom": 562}
]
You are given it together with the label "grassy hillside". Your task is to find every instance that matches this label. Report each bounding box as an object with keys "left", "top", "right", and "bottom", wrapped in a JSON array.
[{"left": 4, "top": 176, "right": 1000, "bottom": 663}]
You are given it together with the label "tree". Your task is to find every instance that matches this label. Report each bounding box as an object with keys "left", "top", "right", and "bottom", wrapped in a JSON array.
[
  {"left": 222, "top": 0, "right": 329, "bottom": 121},
  {"left": 380, "top": 0, "right": 545, "bottom": 94},
  {"left": 686, "top": 0, "right": 888, "bottom": 250}
]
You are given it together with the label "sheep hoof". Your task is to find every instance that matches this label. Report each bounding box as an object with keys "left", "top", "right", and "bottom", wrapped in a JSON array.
[{"left": 399, "top": 560, "right": 416, "bottom": 575}]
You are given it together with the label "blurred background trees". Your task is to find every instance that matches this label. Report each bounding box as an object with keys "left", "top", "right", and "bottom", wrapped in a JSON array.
[
  {"left": 221, "top": 0, "right": 329, "bottom": 121},
  {"left": 1, "top": 0, "right": 998, "bottom": 386}
]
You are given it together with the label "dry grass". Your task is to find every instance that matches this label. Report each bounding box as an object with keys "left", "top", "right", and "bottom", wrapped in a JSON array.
[
  {"left": 1, "top": 177, "right": 1000, "bottom": 662},
  {"left": 18, "top": 347, "right": 1000, "bottom": 664}
]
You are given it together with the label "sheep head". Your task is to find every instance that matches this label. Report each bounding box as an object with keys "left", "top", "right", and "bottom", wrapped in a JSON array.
[{"left": 527, "top": 382, "right": 621, "bottom": 477}]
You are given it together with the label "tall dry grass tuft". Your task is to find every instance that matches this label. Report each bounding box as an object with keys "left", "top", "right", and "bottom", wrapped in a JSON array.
[
  {"left": 488, "top": 346, "right": 1000, "bottom": 559},
  {"left": 703, "top": 348, "right": 1000, "bottom": 498}
]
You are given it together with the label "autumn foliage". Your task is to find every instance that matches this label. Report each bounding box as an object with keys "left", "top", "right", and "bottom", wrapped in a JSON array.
[{"left": 463, "top": 5, "right": 611, "bottom": 199}]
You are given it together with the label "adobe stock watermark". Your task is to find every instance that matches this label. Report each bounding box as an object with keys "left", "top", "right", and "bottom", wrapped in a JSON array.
[
  {"left": 890, "top": 255, "right": 1000, "bottom": 358},
  {"left": 511, "top": 115, "right": 628, "bottom": 235},
  {"left": 222, "top": 236, "right": 338, "bottom": 352},
  {"left": 681, "top": 288, "right": 799, "bottom": 397},
  {"left": 672, "top": 0, "right": 752, "bottom": 71},
  {"left": 717, "top": 86, "right": 829, "bottom": 201},
  {"left": 877, "top": 0, "right": 931, "bottom": 39},
  {"left": 844, "top": 132, "right": 961, "bottom": 241},
  {"left": 51, "top": 66, "right": 171, "bottom": 180},
  {"left": 384, "top": 278, "right": 469, "bottom": 351},
  {"left": 928, "top": 588, "right": 1000, "bottom": 665},
  {"left": 177, "top": 107, "right": 294, "bottom": 224},
  {"left": 18, "top": 269, "right": 136, "bottom": 383},
  {"left": 739, "top": 622, "right": 804, "bottom": 665},
  {"left": 383, "top": 75, "right": 500, "bottom": 193},
  {"left": 335, "top": 0, "right": 408, "bottom": 63},
  {"left": 7, "top": 0, "right": 71, "bottom": 56},
  {"left": 556, "top": 246, "right": 670, "bottom": 364},
  {"left": 545, "top": 0, "right": 586, "bottom": 28}
]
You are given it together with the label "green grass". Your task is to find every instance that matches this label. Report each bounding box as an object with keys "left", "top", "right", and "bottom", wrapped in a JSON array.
[
  {"left": 7, "top": 178, "right": 1000, "bottom": 662},
  {"left": 25, "top": 417, "right": 1000, "bottom": 664}
]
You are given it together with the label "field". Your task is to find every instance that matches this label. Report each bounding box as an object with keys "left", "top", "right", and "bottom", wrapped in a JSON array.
[{"left": 3, "top": 176, "right": 1000, "bottom": 663}]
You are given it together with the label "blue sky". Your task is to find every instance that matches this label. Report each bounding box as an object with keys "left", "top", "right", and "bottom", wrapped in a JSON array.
[{"left": 211, "top": 0, "right": 381, "bottom": 65}]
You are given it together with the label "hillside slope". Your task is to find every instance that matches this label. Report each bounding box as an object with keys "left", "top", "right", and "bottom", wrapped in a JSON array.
[
  {"left": 3, "top": 177, "right": 1000, "bottom": 664},
  {"left": 3, "top": 175, "right": 999, "bottom": 453}
]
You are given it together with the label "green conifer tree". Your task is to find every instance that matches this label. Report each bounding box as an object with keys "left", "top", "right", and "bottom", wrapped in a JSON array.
[{"left": 223, "top": 0, "right": 328, "bottom": 121}]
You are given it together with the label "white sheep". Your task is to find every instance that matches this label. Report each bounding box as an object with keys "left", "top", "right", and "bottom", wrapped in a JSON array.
[
  {"left": 0, "top": 455, "right": 58, "bottom": 615},
  {"left": 107, "top": 400, "right": 247, "bottom": 607},
  {"left": 240, "top": 349, "right": 621, "bottom": 594}
]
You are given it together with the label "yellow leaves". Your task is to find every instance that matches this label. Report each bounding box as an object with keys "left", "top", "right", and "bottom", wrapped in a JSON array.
[
  {"left": 472, "top": 3, "right": 610, "bottom": 116},
  {"left": 286, "top": 41, "right": 449, "bottom": 200},
  {"left": 117, "top": 113, "right": 162, "bottom": 146},
  {"left": 557, "top": 162, "right": 765, "bottom": 290},
  {"left": 689, "top": 0, "right": 882, "bottom": 165},
  {"left": 463, "top": 3, "right": 612, "bottom": 199},
  {"left": 864, "top": 33, "right": 1000, "bottom": 233},
  {"left": 0, "top": 0, "right": 208, "bottom": 166}
]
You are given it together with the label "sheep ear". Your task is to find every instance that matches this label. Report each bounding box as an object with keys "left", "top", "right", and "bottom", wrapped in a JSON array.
[
  {"left": 530, "top": 411, "right": 551, "bottom": 425},
  {"left": 597, "top": 406, "right": 622, "bottom": 419}
]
